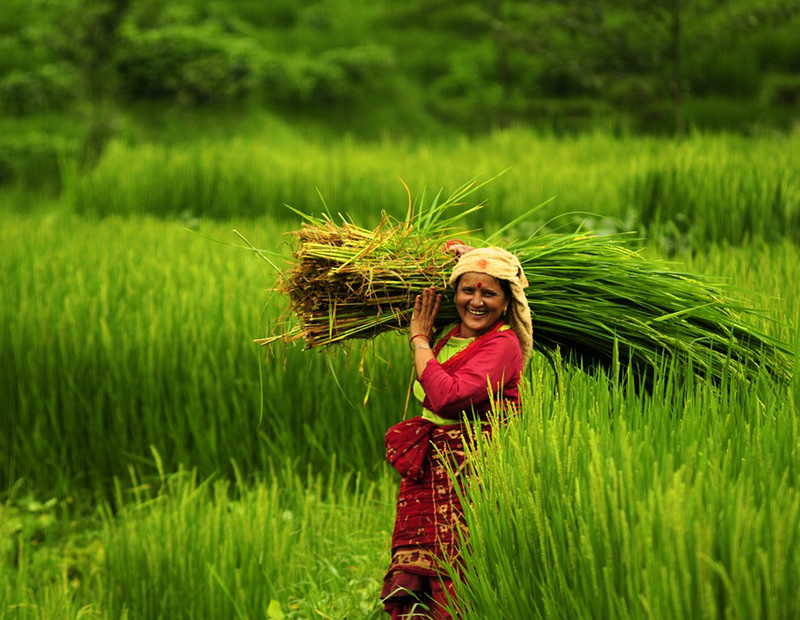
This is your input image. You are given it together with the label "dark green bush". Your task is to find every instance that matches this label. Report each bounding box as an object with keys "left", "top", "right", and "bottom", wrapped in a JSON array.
[
  {"left": 114, "top": 23, "right": 261, "bottom": 105},
  {"left": 261, "top": 46, "right": 395, "bottom": 106},
  {"left": 683, "top": 96, "right": 795, "bottom": 132},
  {"left": 686, "top": 48, "right": 761, "bottom": 98},
  {"left": 320, "top": 45, "right": 394, "bottom": 83},
  {"left": 0, "top": 36, "right": 36, "bottom": 76},
  {"left": 0, "top": 133, "right": 75, "bottom": 192},
  {"left": 756, "top": 21, "right": 800, "bottom": 72},
  {"left": 0, "top": 64, "right": 78, "bottom": 116},
  {"left": 260, "top": 54, "right": 308, "bottom": 103},
  {"left": 761, "top": 73, "right": 800, "bottom": 108}
]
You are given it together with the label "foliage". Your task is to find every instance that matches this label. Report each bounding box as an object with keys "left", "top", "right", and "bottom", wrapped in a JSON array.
[
  {"left": 0, "top": 64, "right": 78, "bottom": 116},
  {"left": 58, "top": 129, "right": 800, "bottom": 251},
  {"left": 755, "top": 19, "right": 800, "bottom": 72},
  {"left": 0, "top": 213, "right": 406, "bottom": 498},
  {"left": 0, "top": 132, "right": 76, "bottom": 192},
  {"left": 261, "top": 181, "right": 792, "bottom": 389},
  {"left": 3, "top": 200, "right": 796, "bottom": 499},
  {"left": 629, "top": 145, "right": 800, "bottom": 247},
  {"left": 1, "top": 466, "right": 395, "bottom": 619},
  {"left": 99, "top": 466, "right": 392, "bottom": 619},
  {"left": 3, "top": 334, "right": 799, "bottom": 618},
  {"left": 1, "top": 0, "right": 798, "bottom": 131},
  {"left": 686, "top": 48, "right": 761, "bottom": 98},
  {"left": 761, "top": 72, "right": 800, "bottom": 108},
  {"left": 114, "top": 22, "right": 261, "bottom": 105},
  {"left": 261, "top": 45, "right": 395, "bottom": 106},
  {"left": 452, "top": 357, "right": 800, "bottom": 619}
]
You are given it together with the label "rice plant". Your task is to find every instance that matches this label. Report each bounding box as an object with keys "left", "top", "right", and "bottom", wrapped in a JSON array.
[
  {"left": 450, "top": 350, "right": 800, "bottom": 620},
  {"left": 0, "top": 213, "right": 407, "bottom": 498},
  {"left": 257, "top": 179, "right": 793, "bottom": 386},
  {"left": 1, "top": 463, "right": 398, "bottom": 620},
  {"left": 59, "top": 130, "right": 800, "bottom": 248}
]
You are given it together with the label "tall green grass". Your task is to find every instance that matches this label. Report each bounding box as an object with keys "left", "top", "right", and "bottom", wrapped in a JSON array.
[
  {"left": 3, "top": 210, "right": 798, "bottom": 498},
  {"left": 4, "top": 125, "right": 800, "bottom": 619},
  {"left": 4, "top": 349, "right": 798, "bottom": 619},
  {"left": 101, "top": 464, "right": 395, "bottom": 620},
  {"left": 1, "top": 464, "right": 397, "bottom": 619},
  {"left": 0, "top": 213, "right": 409, "bottom": 498},
  {"left": 631, "top": 148, "right": 800, "bottom": 249},
  {"left": 59, "top": 129, "right": 800, "bottom": 247},
  {"left": 683, "top": 241, "right": 800, "bottom": 342},
  {"left": 1, "top": 214, "right": 797, "bottom": 618},
  {"left": 453, "top": 350, "right": 800, "bottom": 620}
]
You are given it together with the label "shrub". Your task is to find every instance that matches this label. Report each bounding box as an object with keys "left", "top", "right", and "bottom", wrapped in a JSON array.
[
  {"left": 114, "top": 23, "right": 261, "bottom": 105},
  {"left": 261, "top": 45, "right": 395, "bottom": 107},
  {"left": 686, "top": 48, "right": 761, "bottom": 98},
  {"left": 320, "top": 45, "right": 395, "bottom": 84},
  {"left": 0, "top": 63, "right": 78, "bottom": 116},
  {"left": 0, "top": 132, "right": 75, "bottom": 192},
  {"left": 756, "top": 21, "right": 800, "bottom": 73},
  {"left": 761, "top": 73, "right": 800, "bottom": 108}
]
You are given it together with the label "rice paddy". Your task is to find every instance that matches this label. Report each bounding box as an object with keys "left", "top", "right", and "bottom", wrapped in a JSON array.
[
  {"left": 61, "top": 129, "right": 800, "bottom": 249},
  {"left": 262, "top": 187, "right": 791, "bottom": 386},
  {"left": 2, "top": 129, "right": 799, "bottom": 618}
]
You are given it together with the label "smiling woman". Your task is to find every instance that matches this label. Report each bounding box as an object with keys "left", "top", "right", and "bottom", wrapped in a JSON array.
[{"left": 381, "top": 246, "right": 533, "bottom": 620}]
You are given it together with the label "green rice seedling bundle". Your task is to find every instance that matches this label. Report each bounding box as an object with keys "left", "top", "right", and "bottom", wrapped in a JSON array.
[{"left": 256, "top": 180, "right": 792, "bottom": 385}]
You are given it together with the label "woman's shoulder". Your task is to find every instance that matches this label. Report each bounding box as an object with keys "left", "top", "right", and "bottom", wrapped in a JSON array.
[
  {"left": 478, "top": 324, "right": 522, "bottom": 356},
  {"left": 495, "top": 324, "right": 520, "bottom": 343}
]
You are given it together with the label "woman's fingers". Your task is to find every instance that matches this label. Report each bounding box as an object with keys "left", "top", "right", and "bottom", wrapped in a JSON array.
[
  {"left": 411, "top": 288, "right": 440, "bottom": 338},
  {"left": 446, "top": 244, "right": 474, "bottom": 258},
  {"left": 422, "top": 287, "right": 434, "bottom": 312},
  {"left": 431, "top": 291, "right": 442, "bottom": 319},
  {"left": 426, "top": 288, "right": 439, "bottom": 317},
  {"left": 421, "top": 288, "right": 440, "bottom": 325},
  {"left": 412, "top": 293, "right": 422, "bottom": 321},
  {"left": 423, "top": 287, "right": 435, "bottom": 313}
]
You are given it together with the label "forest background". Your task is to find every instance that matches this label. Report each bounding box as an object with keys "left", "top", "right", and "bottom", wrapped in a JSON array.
[
  {"left": 3, "top": 1, "right": 800, "bottom": 618},
  {"left": 3, "top": 0, "right": 800, "bottom": 173}
]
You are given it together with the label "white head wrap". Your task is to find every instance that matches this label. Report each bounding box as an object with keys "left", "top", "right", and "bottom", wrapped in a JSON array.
[{"left": 448, "top": 247, "right": 533, "bottom": 367}]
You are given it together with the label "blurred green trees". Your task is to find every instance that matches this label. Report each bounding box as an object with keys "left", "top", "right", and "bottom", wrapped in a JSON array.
[{"left": 0, "top": 0, "right": 799, "bottom": 133}]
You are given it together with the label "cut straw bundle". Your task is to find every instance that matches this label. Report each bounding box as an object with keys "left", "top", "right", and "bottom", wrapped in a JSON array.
[{"left": 255, "top": 179, "right": 792, "bottom": 385}]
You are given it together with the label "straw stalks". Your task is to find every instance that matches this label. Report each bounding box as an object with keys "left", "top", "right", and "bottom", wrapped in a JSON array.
[{"left": 256, "top": 179, "right": 792, "bottom": 385}]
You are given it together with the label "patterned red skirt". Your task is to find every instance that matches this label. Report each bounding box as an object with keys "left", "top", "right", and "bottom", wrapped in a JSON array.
[{"left": 382, "top": 419, "right": 492, "bottom": 619}]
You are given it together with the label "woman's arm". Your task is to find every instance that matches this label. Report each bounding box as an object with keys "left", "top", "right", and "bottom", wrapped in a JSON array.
[{"left": 418, "top": 332, "right": 521, "bottom": 416}]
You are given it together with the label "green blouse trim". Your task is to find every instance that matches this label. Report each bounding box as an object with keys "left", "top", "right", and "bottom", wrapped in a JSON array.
[{"left": 414, "top": 323, "right": 474, "bottom": 425}]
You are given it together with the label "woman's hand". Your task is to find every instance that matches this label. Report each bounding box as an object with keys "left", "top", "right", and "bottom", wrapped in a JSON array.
[{"left": 409, "top": 287, "right": 441, "bottom": 344}]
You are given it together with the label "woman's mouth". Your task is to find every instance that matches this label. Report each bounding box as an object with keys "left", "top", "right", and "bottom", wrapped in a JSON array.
[{"left": 467, "top": 308, "right": 487, "bottom": 316}]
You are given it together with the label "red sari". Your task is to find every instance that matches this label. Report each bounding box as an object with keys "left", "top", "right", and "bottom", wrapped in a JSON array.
[{"left": 382, "top": 322, "right": 522, "bottom": 619}]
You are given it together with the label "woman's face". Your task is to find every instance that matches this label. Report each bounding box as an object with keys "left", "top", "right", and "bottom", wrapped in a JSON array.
[{"left": 455, "top": 272, "right": 508, "bottom": 338}]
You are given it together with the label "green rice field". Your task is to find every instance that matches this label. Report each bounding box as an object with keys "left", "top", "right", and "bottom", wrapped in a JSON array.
[
  {"left": 2, "top": 129, "right": 800, "bottom": 618},
  {"left": 55, "top": 128, "right": 800, "bottom": 248}
]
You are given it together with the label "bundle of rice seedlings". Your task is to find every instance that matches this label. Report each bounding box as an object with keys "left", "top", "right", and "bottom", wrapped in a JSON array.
[{"left": 254, "top": 179, "right": 792, "bottom": 385}]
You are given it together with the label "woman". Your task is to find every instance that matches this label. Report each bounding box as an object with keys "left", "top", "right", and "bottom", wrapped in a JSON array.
[{"left": 381, "top": 246, "right": 533, "bottom": 620}]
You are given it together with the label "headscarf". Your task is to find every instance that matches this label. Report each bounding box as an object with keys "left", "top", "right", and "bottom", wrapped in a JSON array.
[{"left": 448, "top": 246, "right": 533, "bottom": 367}]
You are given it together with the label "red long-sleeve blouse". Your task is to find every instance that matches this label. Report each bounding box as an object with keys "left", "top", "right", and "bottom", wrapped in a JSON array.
[{"left": 418, "top": 328, "right": 522, "bottom": 418}]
